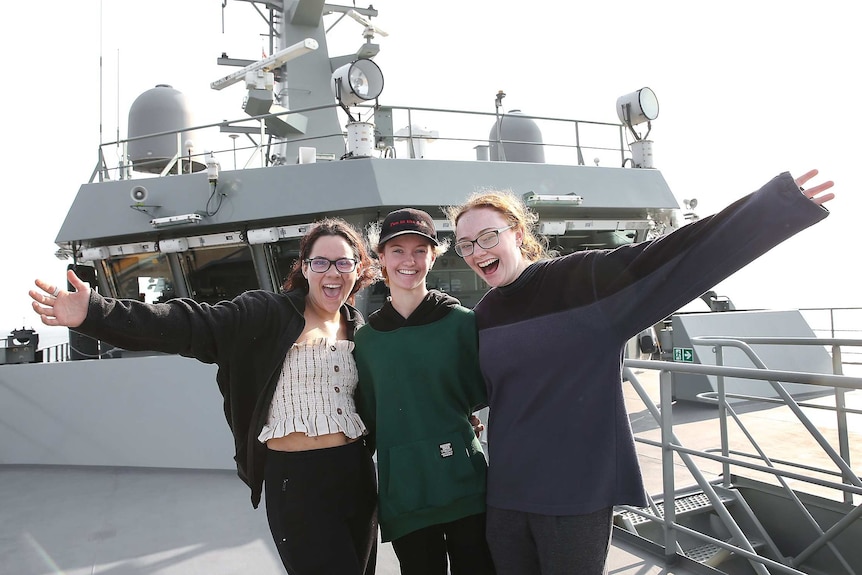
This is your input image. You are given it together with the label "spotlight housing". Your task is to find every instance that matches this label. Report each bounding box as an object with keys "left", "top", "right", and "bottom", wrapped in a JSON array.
[
  {"left": 332, "top": 59, "right": 384, "bottom": 107},
  {"left": 616, "top": 87, "right": 659, "bottom": 126}
]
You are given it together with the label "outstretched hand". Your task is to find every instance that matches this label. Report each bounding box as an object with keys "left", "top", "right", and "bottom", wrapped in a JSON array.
[
  {"left": 796, "top": 169, "right": 835, "bottom": 206},
  {"left": 30, "top": 269, "right": 92, "bottom": 328}
]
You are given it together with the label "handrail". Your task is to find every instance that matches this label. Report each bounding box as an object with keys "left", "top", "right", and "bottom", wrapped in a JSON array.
[
  {"left": 42, "top": 342, "right": 71, "bottom": 363},
  {"left": 622, "top": 340, "right": 862, "bottom": 575},
  {"left": 93, "top": 101, "right": 630, "bottom": 181},
  {"left": 692, "top": 337, "right": 860, "bottom": 491}
]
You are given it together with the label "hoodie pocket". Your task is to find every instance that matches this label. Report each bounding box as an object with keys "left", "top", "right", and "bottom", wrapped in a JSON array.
[{"left": 384, "top": 432, "right": 483, "bottom": 516}]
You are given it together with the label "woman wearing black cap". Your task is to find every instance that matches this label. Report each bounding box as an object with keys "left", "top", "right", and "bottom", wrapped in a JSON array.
[{"left": 354, "top": 208, "right": 496, "bottom": 575}]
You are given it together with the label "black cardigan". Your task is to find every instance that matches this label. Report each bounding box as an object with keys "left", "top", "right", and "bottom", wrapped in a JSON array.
[{"left": 77, "top": 288, "right": 365, "bottom": 508}]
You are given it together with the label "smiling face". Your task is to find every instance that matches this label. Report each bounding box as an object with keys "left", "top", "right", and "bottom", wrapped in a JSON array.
[
  {"left": 379, "top": 234, "right": 436, "bottom": 296},
  {"left": 302, "top": 234, "right": 360, "bottom": 319},
  {"left": 455, "top": 207, "right": 529, "bottom": 288}
]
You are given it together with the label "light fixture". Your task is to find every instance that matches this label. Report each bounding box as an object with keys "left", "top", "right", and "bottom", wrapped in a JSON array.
[
  {"left": 332, "top": 59, "right": 384, "bottom": 107},
  {"left": 566, "top": 220, "right": 651, "bottom": 231},
  {"left": 80, "top": 246, "right": 110, "bottom": 261},
  {"left": 150, "top": 213, "right": 203, "bottom": 228},
  {"left": 616, "top": 87, "right": 659, "bottom": 126},
  {"left": 247, "top": 227, "right": 280, "bottom": 244},
  {"left": 522, "top": 192, "right": 583, "bottom": 207},
  {"left": 616, "top": 87, "right": 659, "bottom": 143},
  {"left": 108, "top": 242, "right": 159, "bottom": 255},
  {"left": 539, "top": 221, "right": 566, "bottom": 236},
  {"left": 619, "top": 220, "right": 654, "bottom": 230},
  {"left": 185, "top": 232, "right": 243, "bottom": 248},
  {"left": 158, "top": 238, "right": 189, "bottom": 253},
  {"left": 276, "top": 223, "right": 315, "bottom": 239}
]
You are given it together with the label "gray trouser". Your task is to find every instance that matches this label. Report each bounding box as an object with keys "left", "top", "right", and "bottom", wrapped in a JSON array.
[{"left": 485, "top": 505, "right": 612, "bottom": 575}]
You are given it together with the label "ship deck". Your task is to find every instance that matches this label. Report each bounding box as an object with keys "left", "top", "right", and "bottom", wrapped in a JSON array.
[
  {"left": 0, "top": 368, "right": 716, "bottom": 575},
  {"left": 2, "top": 464, "right": 708, "bottom": 575},
  {"left": 4, "top": 367, "right": 861, "bottom": 575}
]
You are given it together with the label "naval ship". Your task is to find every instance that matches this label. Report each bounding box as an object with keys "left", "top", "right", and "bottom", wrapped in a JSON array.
[{"left": 2, "top": 2, "right": 862, "bottom": 574}]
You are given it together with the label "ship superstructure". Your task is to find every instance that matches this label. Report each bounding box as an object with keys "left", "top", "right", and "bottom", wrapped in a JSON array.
[{"left": 4, "top": 3, "right": 862, "bottom": 575}]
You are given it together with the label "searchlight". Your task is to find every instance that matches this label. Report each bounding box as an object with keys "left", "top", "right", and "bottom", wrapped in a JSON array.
[
  {"left": 332, "top": 59, "right": 384, "bottom": 108},
  {"left": 617, "top": 87, "right": 659, "bottom": 169}
]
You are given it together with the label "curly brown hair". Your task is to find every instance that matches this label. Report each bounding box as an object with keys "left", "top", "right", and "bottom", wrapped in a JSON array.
[
  {"left": 444, "top": 190, "right": 550, "bottom": 263},
  {"left": 283, "top": 218, "right": 376, "bottom": 303}
]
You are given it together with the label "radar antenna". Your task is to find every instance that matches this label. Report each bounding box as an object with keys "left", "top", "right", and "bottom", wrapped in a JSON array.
[
  {"left": 346, "top": 9, "right": 389, "bottom": 39},
  {"left": 210, "top": 39, "right": 319, "bottom": 91}
]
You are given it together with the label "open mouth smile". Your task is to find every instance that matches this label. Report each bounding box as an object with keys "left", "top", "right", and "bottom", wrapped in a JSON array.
[{"left": 477, "top": 258, "right": 499, "bottom": 274}]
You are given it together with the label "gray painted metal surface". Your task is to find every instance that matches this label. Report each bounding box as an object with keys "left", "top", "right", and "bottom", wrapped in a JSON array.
[
  {"left": 1, "top": 465, "right": 697, "bottom": 575},
  {"left": 671, "top": 310, "right": 834, "bottom": 402},
  {"left": 0, "top": 356, "right": 232, "bottom": 469},
  {"left": 56, "top": 160, "right": 677, "bottom": 244}
]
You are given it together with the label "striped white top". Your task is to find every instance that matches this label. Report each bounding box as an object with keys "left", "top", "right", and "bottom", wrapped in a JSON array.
[{"left": 258, "top": 338, "right": 366, "bottom": 442}]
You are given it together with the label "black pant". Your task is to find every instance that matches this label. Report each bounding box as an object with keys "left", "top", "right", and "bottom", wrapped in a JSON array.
[
  {"left": 391, "top": 512, "right": 496, "bottom": 575},
  {"left": 264, "top": 441, "right": 378, "bottom": 575}
]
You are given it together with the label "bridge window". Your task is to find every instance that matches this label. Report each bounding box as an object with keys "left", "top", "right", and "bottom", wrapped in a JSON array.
[
  {"left": 179, "top": 245, "right": 259, "bottom": 304},
  {"left": 270, "top": 239, "right": 302, "bottom": 290},
  {"left": 105, "top": 253, "right": 175, "bottom": 302}
]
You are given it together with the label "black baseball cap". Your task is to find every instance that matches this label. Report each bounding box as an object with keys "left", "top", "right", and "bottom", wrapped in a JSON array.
[{"left": 378, "top": 208, "right": 439, "bottom": 246}]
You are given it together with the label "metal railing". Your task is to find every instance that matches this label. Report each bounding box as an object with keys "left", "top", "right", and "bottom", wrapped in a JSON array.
[
  {"left": 41, "top": 342, "right": 71, "bottom": 363},
  {"left": 801, "top": 307, "right": 862, "bottom": 369},
  {"left": 620, "top": 337, "right": 862, "bottom": 574},
  {"left": 92, "top": 101, "right": 631, "bottom": 182}
]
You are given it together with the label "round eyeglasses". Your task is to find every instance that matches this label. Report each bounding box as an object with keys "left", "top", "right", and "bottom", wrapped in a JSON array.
[
  {"left": 454, "top": 225, "right": 514, "bottom": 258},
  {"left": 304, "top": 257, "right": 358, "bottom": 273}
]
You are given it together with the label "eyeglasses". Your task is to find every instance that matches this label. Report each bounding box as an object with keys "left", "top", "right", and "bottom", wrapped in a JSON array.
[
  {"left": 454, "top": 225, "right": 514, "bottom": 258},
  {"left": 304, "top": 257, "right": 358, "bottom": 273}
]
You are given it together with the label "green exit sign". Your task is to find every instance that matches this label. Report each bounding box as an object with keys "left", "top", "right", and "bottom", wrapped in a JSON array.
[{"left": 673, "top": 347, "right": 694, "bottom": 363}]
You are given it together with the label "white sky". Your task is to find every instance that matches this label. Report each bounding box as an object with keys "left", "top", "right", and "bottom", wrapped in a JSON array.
[{"left": 1, "top": 0, "right": 859, "bottom": 342}]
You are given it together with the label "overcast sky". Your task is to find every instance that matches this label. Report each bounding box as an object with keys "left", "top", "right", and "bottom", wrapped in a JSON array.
[{"left": 1, "top": 0, "right": 858, "bottom": 343}]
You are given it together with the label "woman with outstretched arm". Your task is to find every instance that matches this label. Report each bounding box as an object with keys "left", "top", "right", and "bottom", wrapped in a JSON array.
[
  {"left": 444, "top": 169, "right": 835, "bottom": 575},
  {"left": 30, "top": 218, "right": 380, "bottom": 575}
]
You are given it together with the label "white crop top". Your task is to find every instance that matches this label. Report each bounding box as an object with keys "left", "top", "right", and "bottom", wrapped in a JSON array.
[{"left": 258, "top": 338, "right": 366, "bottom": 443}]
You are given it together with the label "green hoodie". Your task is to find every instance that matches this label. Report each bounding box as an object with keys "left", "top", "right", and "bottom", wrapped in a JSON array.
[{"left": 354, "top": 290, "right": 488, "bottom": 542}]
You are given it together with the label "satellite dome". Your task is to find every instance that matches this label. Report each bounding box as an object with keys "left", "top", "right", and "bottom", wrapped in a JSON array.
[
  {"left": 488, "top": 110, "right": 545, "bottom": 163},
  {"left": 128, "top": 84, "right": 204, "bottom": 174}
]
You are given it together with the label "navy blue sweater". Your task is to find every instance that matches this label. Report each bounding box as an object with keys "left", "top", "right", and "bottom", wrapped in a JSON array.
[{"left": 473, "top": 172, "right": 828, "bottom": 515}]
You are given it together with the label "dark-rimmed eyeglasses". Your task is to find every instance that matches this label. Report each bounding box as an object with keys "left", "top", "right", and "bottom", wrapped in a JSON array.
[
  {"left": 304, "top": 257, "right": 358, "bottom": 273},
  {"left": 454, "top": 225, "right": 514, "bottom": 258}
]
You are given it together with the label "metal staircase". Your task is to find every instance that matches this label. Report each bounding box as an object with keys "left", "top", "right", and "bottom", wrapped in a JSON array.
[{"left": 615, "top": 488, "right": 770, "bottom": 572}]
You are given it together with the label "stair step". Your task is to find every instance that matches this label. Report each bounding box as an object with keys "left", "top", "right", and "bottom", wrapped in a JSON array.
[
  {"left": 615, "top": 491, "right": 734, "bottom": 527},
  {"left": 684, "top": 542, "right": 731, "bottom": 566},
  {"left": 683, "top": 538, "right": 764, "bottom": 567}
]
